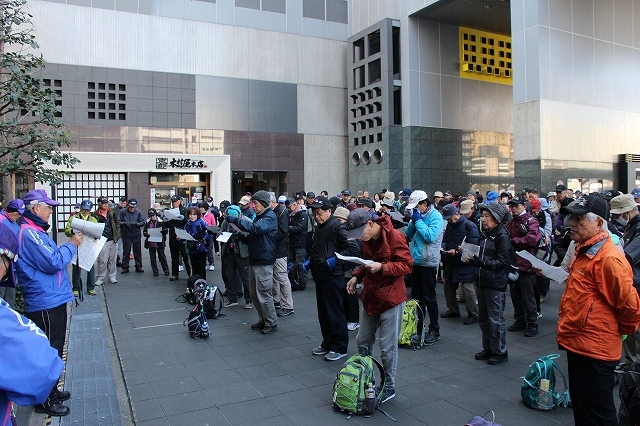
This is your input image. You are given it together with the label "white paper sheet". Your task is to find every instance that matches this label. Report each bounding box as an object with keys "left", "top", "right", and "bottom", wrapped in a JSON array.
[
  {"left": 516, "top": 250, "right": 569, "bottom": 283},
  {"left": 70, "top": 218, "right": 105, "bottom": 239},
  {"left": 147, "top": 227, "right": 163, "bottom": 243},
  {"left": 335, "top": 252, "right": 373, "bottom": 265},
  {"left": 72, "top": 236, "right": 107, "bottom": 271},
  {"left": 460, "top": 239, "right": 480, "bottom": 261},
  {"left": 216, "top": 232, "right": 233, "bottom": 243},
  {"left": 163, "top": 208, "right": 181, "bottom": 221},
  {"left": 174, "top": 228, "right": 196, "bottom": 241}
]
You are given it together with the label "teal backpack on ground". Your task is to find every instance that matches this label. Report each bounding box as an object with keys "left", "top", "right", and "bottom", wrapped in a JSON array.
[
  {"left": 332, "top": 355, "right": 386, "bottom": 417},
  {"left": 398, "top": 299, "right": 424, "bottom": 349},
  {"left": 521, "top": 354, "right": 570, "bottom": 410}
]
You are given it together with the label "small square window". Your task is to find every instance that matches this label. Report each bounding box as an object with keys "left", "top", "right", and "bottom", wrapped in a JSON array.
[
  {"left": 98, "top": 102, "right": 105, "bottom": 109},
  {"left": 377, "top": 133, "right": 382, "bottom": 142},
  {"left": 109, "top": 112, "right": 116, "bottom": 120},
  {"left": 119, "top": 104, "right": 125, "bottom": 110},
  {"left": 499, "top": 41, "right": 504, "bottom": 48},
  {"left": 54, "top": 80, "right": 62, "bottom": 87},
  {"left": 98, "top": 93, "right": 105, "bottom": 99},
  {"left": 463, "top": 33, "right": 468, "bottom": 40},
  {"left": 109, "top": 93, "right": 115, "bottom": 100},
  {"left": 88, "top": 92, "right": 95, "bottom": 99},
  {"left": 88, "top": 111, "right": 95, "bottom": 119},
  {"left": 489, "top": 49, "right": 494, "bottom": 55},
  {"left": 119, "top": 84, "right": 126, "bottom": 92},
  {"left": 489, "top": 39, "right": 494, "bottom": 46},
  {"left": 481, "top": 37, "right": 487, "bottom": 44},
  {"left": 109, "top": 83, "right": 115, "bottom": 91},
  {"left": 482, "top": 58, "right": 487, "bottom": 65},
  {"left": 354, "top": 138, "right": 358, "bottom": 146},
  {"left": 119, "top": 94, "right": 126, "bottom": 101},
  {"left": 464, "top": 44, "right": 468, "bottom": 51},
  {"left": 54, "top": 90, "right": 62, "bottom": 97},
  {"left": 109, "top": 103, "right": 115, "bottom": 110},
  {"left": 55, "top": 100, "right": 62, "bottom": 106},
  {"left": 463, "top": 54, "right": 469, "bottom": 61},
  {"left": 88, "top": 82, "right": 95, "bottom": 89},
  {"left": 470, "top": 35, "right": 476, "bottom": 42},
  {"left": 88, "top": 102, "right": 95, "bottom": 109},
  {"left": 471, "top": 45, "right": 476, "bottom": 52},
  {"left": 98, "top": 112, "right": 105, "bottom": 119},
  {"left": 482, "top": 47, "right": 487, "bottom": 54},
  {"left": 98, "top": 83, "right": 105, "bottom": 90},
  {"left": 43, "top": 79, "right": 51, "bottom": 86},
  {"left": 506, "top": 52, "right": 512, "bottom": 59},
  {"left": 119, "top": 113, "right": 126, "bottom": 120}
]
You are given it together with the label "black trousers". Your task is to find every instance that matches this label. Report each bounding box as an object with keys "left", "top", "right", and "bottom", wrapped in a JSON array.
[
  {"left": 411, "top": 265, "right": 439, "bottom": 333},
  {"left": 315, "top": 275, "right": 348, "bottom": 354},
  {"left": 566, "top": 350, "right": 618, "bottom": 426},
  {"left": 189, "top": 252, "right": 207, "bottom": 280},
  {"left": 121, "top": 236, "right": 142, "bottom": 270},
  {"left": 149, "top": 246, "right": 169, "bottom": 274},
  {"left": 169, "top": 237, "right": 191, "bottom": 276},
  {"left": 221, "top": 252, "right": 250, "bottom": 303},
  {"left": 343, "top": 277, "right": 360, "bottom": 323}
]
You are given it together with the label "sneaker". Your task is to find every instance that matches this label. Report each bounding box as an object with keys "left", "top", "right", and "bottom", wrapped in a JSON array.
[
  {"left": 262, "top": 325, "right": 278, "bottom": 334},
  {"left": 488, "top": 352, "right": 509, "bottom": 365},
  {"left": 164, "top": 271, "right": 170, "bottom": 276},
  {"left": 507, "top": 320, "right": 526, "bottom": 332},
  {"left": 280, "top": 308, "right": 294, "bottom": 316},
  {"left": 179, "top": 265, "right": 185, "bottom": 272},
  {"left": 274, "top": 301, "right": 281, "bottom": 309},
  {"left": 73, "top": 290, "right": 79, "bottom": 297},
  {"left": 121, "top": 268, "right": 129, "bottom": 274},
  {"left": 347, "top": 322, "right": 360, "bottom": 331},
  {"left": 94, "top": 280, "right": 103, "bottom": 286},
  {"left": 250, "top": 321, "right": 265, "bottom": 330},
  {"left": 524, "top": 323, "right": 538, "bottom": 337},
  {"left": 116, "top": 256, "right": 122, "bottom": 267},
  {"left": 440, "top": 310, "right": 461, "bottom": 318},
  {"left": 463, "top": 315, "right": 478, "bottom": 325},
  {"left": 34, "top": 400, "right": 70, "bottom": 417},
  {"left": 424, "top": 330, "right": 440, "bottom": 345},
  {"left": 474, "top": 349, "right": 492, "bottom": 360},
  {"left": 87, "top": 290, "right": 97, "bottom": 296},
  {"left": 537, "top": 311, "right": 543, "bottom": 319},
  {"left": 324, "top": 351, "right": 347, "bottom": 361},
  {"left": 216, "top": 252, "right": 220, "bottom": 256},
  {"left": 135, "top": 268, "right": 144, "bottom": 273},
  {"left": 615, "top": 363, "right": 630, "bottom": 374},
  {"left": 108, "top": 278, "right": 118, "bottom": 283},
  {"left": 153, "top": 271, "right": 159, "bottom": 276},
  {"left": 379, "top": 386, "right": 395, "bottom": 404},
  {"left": 244, "top": 302, "right": 253, "bottom": 309},
  {"left": 169, "top": 276, "right": 178, "bottom": 281},
  {"left": 209, "top": 264, "right": 215, "bottom": 271},
  {"left": 312, "top": 346, "right": 330, "bottom": 356},
  {"left": 223, "top": 300, "right": 238, "bottom": 308}
]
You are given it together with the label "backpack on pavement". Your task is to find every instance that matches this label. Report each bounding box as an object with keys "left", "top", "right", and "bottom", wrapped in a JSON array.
[
  {"left": 175, "top": 274, "right": 204, "bottom": 305},
  {"left": 185, "top": 305, "right": 209, "bottom": 338},
  {"left": 398, "top": 299, "right": 424, "bottom": 350},
  {"left": 332, "top": 354, "right": 394, "bottom": 420},
  {"left": 521, "top": 354, "right": 569, "bottom": 410}
]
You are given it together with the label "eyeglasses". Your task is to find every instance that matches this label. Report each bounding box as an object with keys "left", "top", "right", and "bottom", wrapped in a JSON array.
[
  {"left": 569, "top": 214, "right": 587, "bottom": 223},
  {"left": 312, "top": 210, "right": 326, "bottom": 217}
]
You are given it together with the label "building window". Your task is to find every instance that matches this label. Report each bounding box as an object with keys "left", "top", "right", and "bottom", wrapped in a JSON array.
[
  {"left": 460, "top": 27, "right": 512, "bottom": 85},
  {"left": 88, "top": 82, "right": 126, "bottom": 120}
]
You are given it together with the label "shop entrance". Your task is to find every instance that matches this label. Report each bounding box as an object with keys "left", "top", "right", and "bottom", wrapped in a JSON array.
[
  {"left": 150, "top": 172, "right": 210, "bottom": 208},
  {"left": 232, "top": 171, "right": 288, "bottom": 201}
]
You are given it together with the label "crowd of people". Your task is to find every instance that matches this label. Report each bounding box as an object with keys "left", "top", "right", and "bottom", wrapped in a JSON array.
[{"left": 2, "top": 182, "right": 640, "bottom": 425}]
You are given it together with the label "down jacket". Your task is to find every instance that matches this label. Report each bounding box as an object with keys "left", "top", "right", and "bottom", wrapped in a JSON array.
[
  {"left": 475, "top": 225, "right": 513, "bottom": 292},
  {"left": 441, "top": 215, "right": 479, "bottom": 283}
]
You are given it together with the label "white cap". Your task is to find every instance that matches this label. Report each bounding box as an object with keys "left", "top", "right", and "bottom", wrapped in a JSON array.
[
  {"left": 405, "top": 190, "right": 428, "bottom": 210},
  {"left": 278, "top": 195, "right": 287, "bottom": 203}
]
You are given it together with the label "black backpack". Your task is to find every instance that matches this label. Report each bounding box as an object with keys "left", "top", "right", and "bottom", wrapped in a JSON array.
[
  {"left": 175, "top": 274, "right": 204, "bottom": 305},
  {"left": 185, "top": 305, "right": 209, "bottom": 338},
  {"left": 619, "top": 361, "right": 640, "bottom": 425},
  {"left": 287, "top": 261, "right": 306, "bottom": 291}
]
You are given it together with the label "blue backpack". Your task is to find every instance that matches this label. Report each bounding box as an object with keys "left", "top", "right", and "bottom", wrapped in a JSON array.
[{"left": 521, "top": 354, "right": 569, "bottom": 410}]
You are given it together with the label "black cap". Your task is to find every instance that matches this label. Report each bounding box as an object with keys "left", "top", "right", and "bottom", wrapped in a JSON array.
[
  {"left": 508, "top": 195, "right": 527, "bottom": 206},
  {"left": 171, "top": 195, "right": 180, "bottom": 202},
  {"left": 310, "top": 196, "right": 332, "bottom": 210},
  {"left": 219, "top": 200, "right": 231, "bottom": 210},
  {"left": 97, "top": 196, "right": 109, "bottom": 204},
  {"left": 307, "top": 192, "right": 316, "bottom": 199},
  {"left": 119, "top": 196, "right": 127, "bottom": 202},
  {"left": 148, "top": 208, "right": 157, "bottom": 216},
  {"left": 285, "top": 197, "right": 296, "bottom": 206},
  {"left": 356, "top": 198, "right": 373, "bottom": 208},
  {"left": 603, "top": 190, "right": 622, "bottom": 201},
  {"left": 295, "top": 192, "right": 304, "bottom": 200},
  {"left": 341, "top": 189, "right": 351, "bottom": 196},
  {"left": 555, "top": 184, "right": 567, "bottom": 192},
  {"left": 561, "top": 195, "right": 609, "bottom": 219}
]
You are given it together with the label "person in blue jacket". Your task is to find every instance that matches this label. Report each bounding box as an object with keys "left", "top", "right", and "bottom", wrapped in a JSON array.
[
  {"left": 0, "top": 222, "right": 64, "bottom": 426},
  {"left": 15, "top": 190, "right": 83, "bottom": 417}
]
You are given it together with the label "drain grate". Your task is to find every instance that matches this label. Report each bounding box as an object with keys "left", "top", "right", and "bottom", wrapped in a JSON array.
[{"left": 126, "top": 308, "right": 190, "bottom": 329}]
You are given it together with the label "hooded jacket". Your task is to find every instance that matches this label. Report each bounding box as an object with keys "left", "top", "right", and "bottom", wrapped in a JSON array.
[
  {"left": 352, "top": 215, "right": 413, "bottom": 316},
  {"left": 405, "top": 205, "right": 445, "bottom": 268},
  {"left": 16, "top": 213, "right": 75, "bottom": 313},
  {"left": 476, "top": 225, "right": 513, "bottom": 291},
  {"left": 310, "top": 215, "right": 359, "bottom": 281},
  {"left": 288, "top": 205, "right": 308, "bottom": 249},
  {"left": 235, "top": 207, "right": 278, "bottom": 265},
  {"left": 505, "top": 211, "right": 541, "bottom": 272}
]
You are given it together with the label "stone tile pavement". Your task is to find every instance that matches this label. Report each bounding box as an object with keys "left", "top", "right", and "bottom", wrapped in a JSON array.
[{"left": 22, "top": 245, "right": 590, "bottom": 425}]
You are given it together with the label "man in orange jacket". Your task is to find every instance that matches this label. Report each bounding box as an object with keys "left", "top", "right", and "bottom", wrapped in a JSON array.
[
  {"left": 346, "top": 209, "right": 413, "bottom": 405},
  {"left": 557, "top": 195, "right": 640, "bottom": 426}
]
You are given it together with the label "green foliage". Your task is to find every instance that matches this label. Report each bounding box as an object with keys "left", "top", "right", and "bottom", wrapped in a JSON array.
[{"left": 0, "top": 0, "right": 78, "bottom": 185}]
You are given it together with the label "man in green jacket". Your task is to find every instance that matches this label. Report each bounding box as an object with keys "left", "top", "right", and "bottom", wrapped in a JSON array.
[{"left": 65, "top": 200, "right": 98, "bottom": 296}]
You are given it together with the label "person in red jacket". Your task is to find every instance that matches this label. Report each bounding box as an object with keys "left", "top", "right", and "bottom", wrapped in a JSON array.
[
  {"left": 557, "top": 195, "right": 640, "bottom": 425},
  {"left": 346, "top": 209, "right": 413, "bottom": 405}
]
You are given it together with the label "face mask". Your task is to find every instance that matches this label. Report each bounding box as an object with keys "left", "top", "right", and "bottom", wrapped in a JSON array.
[{"left": 616, "top": 214, "right": 628, "bottom": 227}]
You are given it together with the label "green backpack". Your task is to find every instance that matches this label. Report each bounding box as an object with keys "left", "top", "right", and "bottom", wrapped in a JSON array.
[
  {"left": 398, "top": 299, "right": 424, "bottom": 349},
  {"left": 521, "top": 354, "right": 570, "bottom": 410},
  {"left": 332, "top": 355, "right": 385, "bottom": 416}
]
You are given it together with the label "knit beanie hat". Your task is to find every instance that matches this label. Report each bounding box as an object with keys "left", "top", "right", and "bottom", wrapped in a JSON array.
[{"left": 479, "top": 202, "right": 508, "bottom": 224}]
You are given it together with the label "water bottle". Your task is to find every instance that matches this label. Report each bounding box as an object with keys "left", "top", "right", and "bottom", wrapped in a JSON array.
[{"left": 363, "top": 382, "right": 376, "bottom": 414}]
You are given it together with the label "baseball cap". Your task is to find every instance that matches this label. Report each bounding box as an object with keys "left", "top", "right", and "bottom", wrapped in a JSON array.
[
  {"left": 148, "top": 208, "right": 157, "bottom": 216},
  {"left": 341, "top": 189, "right": 351, "bottom": 196},
  {"left": 285, "top": 197, "right": 296, "bottom": 206},
  {"left": 356, "top": 198, "right": 373, "bottom": 208},
  {"left": 0, "top": 223, "right": 19, "bottom": 288},
  {"left": 97, "top": 196, "right": 109, "bottom": 204},
  {"left": 433, "top": 191, "right": 444, "bottom": 198},
  {"left": 24, "top": 189, "right": 60, "bottom": 206},
  {"left": 128, "top": 198, "right": 138, "bottom": 207},
  {"left": 603, "top": 190, "right": 622, "bottom": 201},
  {"left": 307, "top": 192, "right": 316, "bottom": 199},
  {"left": 219, "top": 200, "right": 231, "bottom": 210},
  {"left": 171, "top": 195, "right": 180, "bottom": 202},
  {"left": 381, "top": 191, "right": 395, "bottom": 207},
  {"left": 610, "top": 194, "right": 639, "bottom": 215},
  {"left": 405, "top": 190, "right": 428, "bottom": 210},
  {"left": 441, "top": 203, "right": 458, "bottom": 220},
  {"left": 80, "top": 199, "right": 93, "bottom": 211},
  {"left": 459, "top": 199, "right": 474, "bottom": 215},
  {"left": 6, "top": 199, "right": 25, "bottom": 214},
  {"left": 508, "top": 195, "right": 527, "bottom": 206},
  {"left": 561, "top": 194, "right": 609, "bottom": 219},
  {"left": 547, "top": 192, "right": 556, "bottom": 198},
  {"left": 119, "top": 196, "right": 127, "bottom": 202},
  {"left": 631, "top": 188, "right": 640, "bottom": 199},
  {"left": 277, "top": 195, "right": 287, "bottom": 204},
  {"left": 309, "top": 196, "right": 332, "bottom": 210},
  {"left": 346, "top": 208, "right": 372, "bottom": 239},
  {"left": 555, "top": 184, "right": 567, "bottom": 192},
  {"left": 400, "top": 188, "right": 413, "bottom": 197},
  {"left": 239, "top": 195, "right": 251, "bottom": 206}
]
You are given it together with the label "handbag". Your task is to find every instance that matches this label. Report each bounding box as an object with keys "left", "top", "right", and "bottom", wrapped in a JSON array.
[{"left": 466, "top": 410, "right": 502, "bottom": 426}]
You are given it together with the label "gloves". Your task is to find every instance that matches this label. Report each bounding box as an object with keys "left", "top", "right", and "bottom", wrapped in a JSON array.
[
  {"left": 518, "top": 223, "right": 528, "bottom": 236},
  {"left": 411, "top": 208, "right": 422, "bottom": 223},
  {"left": 325, "top": 256, "right": 337, "bottom": 270},
  {"left": 467, "top": 255, "right": 485, "bottom": 267},
  {"left": 227, "top": 215, "right": 239, "bottom": 224},
  {"left": 302, "top": 259, "right": 311, "bottom": 273}
]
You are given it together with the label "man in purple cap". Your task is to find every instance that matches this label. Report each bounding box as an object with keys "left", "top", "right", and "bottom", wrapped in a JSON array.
[
  {"left": 15, "top": 189, "right": 83, "bottom": 416},
  {"left": 0, "top": 222, "right": 67, "bottom": 423}
]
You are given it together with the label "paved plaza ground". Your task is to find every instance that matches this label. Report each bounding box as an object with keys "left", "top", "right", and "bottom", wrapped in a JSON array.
[{"left": 18, "top": 238, "right": 591, "bottom": 425}]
